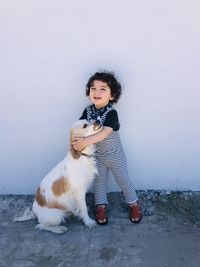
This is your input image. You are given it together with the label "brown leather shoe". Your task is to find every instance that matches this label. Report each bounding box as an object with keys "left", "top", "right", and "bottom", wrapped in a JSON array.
[
  {"left": 96, "top": 206, "right": 108, "bottom": 225},
  {"left": 129, "top": 203, "right": 142, "bottom": 223}
]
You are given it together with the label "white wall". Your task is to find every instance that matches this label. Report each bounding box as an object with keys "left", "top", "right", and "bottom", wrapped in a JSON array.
[{"left": 0, "top": 0, "right": 200, "bottom": 194}]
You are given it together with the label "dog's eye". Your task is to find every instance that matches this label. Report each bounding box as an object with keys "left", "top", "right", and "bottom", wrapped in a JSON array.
[{"left": 83, "top": 123, "right": 88, "bottom": 129}]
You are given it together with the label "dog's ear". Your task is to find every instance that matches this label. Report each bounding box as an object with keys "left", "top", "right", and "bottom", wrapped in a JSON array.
[{"left": 70, "top": 131, "right": 81, "bottom": 159}]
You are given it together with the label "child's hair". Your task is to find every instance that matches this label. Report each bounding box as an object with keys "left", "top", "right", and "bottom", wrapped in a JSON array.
[{"left": 86, "top": 71, "right": 122, "bottom": 103}]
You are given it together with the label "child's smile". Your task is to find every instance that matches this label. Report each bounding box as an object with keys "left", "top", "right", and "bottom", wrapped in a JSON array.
[{"left": 89, "top": 80, "right": 114, "bottom": 109}]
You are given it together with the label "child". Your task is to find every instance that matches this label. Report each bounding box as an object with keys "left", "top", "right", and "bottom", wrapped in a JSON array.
[{"left": 72, "top": 71, "right": 142, "bottom": 225}]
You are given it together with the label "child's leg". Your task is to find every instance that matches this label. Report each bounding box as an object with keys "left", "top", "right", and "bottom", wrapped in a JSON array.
[
  {"left": 107, "top": 151, "right": 142, "bottom": 223},
  {"left": 94, "top": 158, "right": 109, "bottom": 224},
  {"left": 107, "top": 151, "right": 138, "bottom": 203},
  {"left": 94, "top": 158, "right": 109, "bottom": 206}
]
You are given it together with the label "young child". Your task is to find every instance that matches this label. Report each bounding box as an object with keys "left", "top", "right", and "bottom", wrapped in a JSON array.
[{"left": 72, "top": 71, "right": 142, "bottom": 225}]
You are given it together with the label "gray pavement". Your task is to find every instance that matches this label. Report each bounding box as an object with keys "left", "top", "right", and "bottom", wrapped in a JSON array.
[{"left": 0, "top": 191, "right": 200, "bottom": 267}]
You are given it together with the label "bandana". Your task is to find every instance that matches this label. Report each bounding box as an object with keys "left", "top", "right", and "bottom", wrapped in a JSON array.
[{"left": 88, "top": 103, "right": 113, "bottom": 123}]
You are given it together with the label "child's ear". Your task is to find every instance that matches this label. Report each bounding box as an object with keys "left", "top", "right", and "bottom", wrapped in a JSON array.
[{"left": 110, "top": 96, "right": 114, "bottom": 101}]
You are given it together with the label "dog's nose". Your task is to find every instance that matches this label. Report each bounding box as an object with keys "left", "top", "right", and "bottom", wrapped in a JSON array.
[
  {"left": 95, "top": 120, "right": 101, "bottom": 125},
  {"left": 93, "top": 120, "right": 101, "bottom": 130}
]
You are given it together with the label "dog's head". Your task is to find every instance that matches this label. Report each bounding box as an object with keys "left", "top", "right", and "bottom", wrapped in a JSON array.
[{"left": 70, "top": 120, "right": 101, "bottom": 159}]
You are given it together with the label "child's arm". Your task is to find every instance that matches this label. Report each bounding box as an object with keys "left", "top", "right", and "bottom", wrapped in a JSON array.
[{"left": 72, "top": 126, "right": 113, "bottom": 151}]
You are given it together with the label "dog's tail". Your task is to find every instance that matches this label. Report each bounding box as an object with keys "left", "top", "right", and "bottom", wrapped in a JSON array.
[{"left": 13, "top": 207, "right": 36, "bottom": 222}]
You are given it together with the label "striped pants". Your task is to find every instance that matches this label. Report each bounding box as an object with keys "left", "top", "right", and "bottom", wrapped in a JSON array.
[{"left": 94, "top": 149, "right": 138, "bottom": 205}]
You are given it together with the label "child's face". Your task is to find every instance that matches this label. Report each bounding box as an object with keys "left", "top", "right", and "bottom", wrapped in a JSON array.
[{"left": 89, "top": 80, "right": 114, "bottom": 109}]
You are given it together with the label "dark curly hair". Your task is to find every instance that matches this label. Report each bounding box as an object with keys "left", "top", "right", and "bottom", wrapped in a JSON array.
[{"left": 86, "top": 71, "right": 122, "bottom": 103}]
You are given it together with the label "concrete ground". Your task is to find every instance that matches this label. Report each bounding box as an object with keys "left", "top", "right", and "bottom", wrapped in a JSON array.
[{"left": 0, "top": 191, "right": 200, "bottom": 267}]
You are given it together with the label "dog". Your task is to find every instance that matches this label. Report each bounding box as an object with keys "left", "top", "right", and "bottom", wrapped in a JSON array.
[{"left": 14, "top": 120, "right": 101, "bottom": 234}]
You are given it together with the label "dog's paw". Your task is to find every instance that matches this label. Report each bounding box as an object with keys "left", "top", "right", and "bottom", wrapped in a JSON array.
[
  {"left": 35, "top": 224, "right": 69, "bottom": 234},
  {"left": 84, "top": 218, "right": 97, "bottom": 228}
]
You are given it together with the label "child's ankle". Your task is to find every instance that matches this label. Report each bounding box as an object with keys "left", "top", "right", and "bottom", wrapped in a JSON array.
[
  {"left": 96, "top": 204, "right": 106, "bottom": 208},
  {"left": 129, "top": 201, "right": 139, "bottom": 207}
]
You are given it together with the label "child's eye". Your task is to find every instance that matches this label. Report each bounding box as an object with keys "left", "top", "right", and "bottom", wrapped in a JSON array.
[
  {"left": 100, "top": 88, "right": 106, "bottom": 91},
  {"left": 90, "top": 87, "right": 96, "bottom": 91}
]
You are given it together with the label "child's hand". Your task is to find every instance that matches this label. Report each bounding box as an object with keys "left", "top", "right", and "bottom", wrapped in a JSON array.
[{"left": 72, "top": 137, "right": 87, "bottom": 152}]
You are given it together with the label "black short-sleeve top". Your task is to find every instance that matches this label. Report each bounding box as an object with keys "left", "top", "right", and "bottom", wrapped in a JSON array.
[{"left": 79, "top": 104, "right": 120, "bottom": 131}]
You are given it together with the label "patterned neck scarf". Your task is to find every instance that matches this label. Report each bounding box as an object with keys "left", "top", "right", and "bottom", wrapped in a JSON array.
[{"left": 88, "top": 103, "right": 113, "bottom": 123}]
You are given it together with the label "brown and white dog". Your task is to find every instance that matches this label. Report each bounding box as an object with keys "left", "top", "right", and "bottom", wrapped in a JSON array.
[{"left": 14, "top": 120, "right": 101, "bottom": 234}]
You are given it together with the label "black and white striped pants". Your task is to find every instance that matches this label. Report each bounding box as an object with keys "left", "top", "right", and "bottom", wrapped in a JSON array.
[{"left": 94, "top": 149, "right": 138, "bottom": 205}]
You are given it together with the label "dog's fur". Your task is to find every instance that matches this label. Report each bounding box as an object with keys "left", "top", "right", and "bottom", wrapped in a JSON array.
[{"left": 14, "top": 120, "right": 101, "bottom": 234}]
